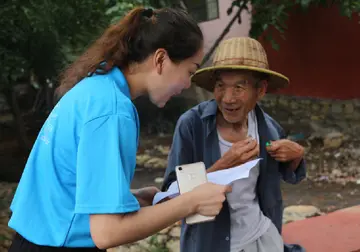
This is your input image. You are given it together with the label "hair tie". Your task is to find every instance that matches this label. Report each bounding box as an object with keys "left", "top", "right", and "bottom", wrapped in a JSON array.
[{"left": 142, "top": 8, "right": 154, "bottom": 18}]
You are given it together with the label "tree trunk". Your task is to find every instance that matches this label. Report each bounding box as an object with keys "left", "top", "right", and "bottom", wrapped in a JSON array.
[
  {"left": 38, "top": 77, "right": 54, "bottom": 113},
  {"left": 3, "top": 86, "right": 31, "bottom": 152}
]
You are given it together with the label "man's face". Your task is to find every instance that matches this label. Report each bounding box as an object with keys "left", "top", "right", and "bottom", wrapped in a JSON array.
[{"left": 214, "top": 70, "right": 267, "bottom": 124}]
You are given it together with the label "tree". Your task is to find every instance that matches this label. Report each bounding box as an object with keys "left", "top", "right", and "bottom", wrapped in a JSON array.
[{"left": 0, "top": 0, "right": 110, "bottom": 151}]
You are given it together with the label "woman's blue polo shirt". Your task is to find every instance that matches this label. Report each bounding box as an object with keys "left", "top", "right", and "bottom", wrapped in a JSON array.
[{"left": 8, "top": 67, "right": 140, "bottom": 247}]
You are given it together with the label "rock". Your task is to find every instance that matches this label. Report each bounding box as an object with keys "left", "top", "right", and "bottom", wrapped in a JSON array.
[
  {"left": 331, "top": 103, "right": 343, "bottom": 114},
  {"left": 331, "top": 169, "right": 342, "bottom": 177},
  {"left": 350, "top": 149, "right": 360, "bottom": 159},
  {"left": 283, "top": 205, "right": 322, "bottom": 224},
  {"left": 156, "top": 234, "right": 168, "bottom": 244},
  {"left": 169, "top": 226, "right": 181, "bottom": 238},
  {"left": 166, "top": 239, "right": 180, "bottom": 252},
  {"left": 144, "top": 157, "right": 167, "bottom": 169},
  {"left": 323, "top": 132, "right": 344, "bottom": 149},
  {"left": 107, "top": 247, "right": 130, "bottom": 252},
  {"left": 128, "top": 246, "right": 143, "bottom": 252},
  {"left": 154, "top": 177, "right": 164, "bottom": 184},
  {"left": 137, "top": 239, "right": 151, "bottom": 250},
  {"left": 344, "top": 103, "right": 354, "bottom": 114},
  {"left": 311, "top": 104, "right": 320, "bottom": 111},
  {"left": 136, "top": 154, "right": 152, "bottom": 167},
  {"left": 154, "top": 145, "right": 170, "bottom": 155}
]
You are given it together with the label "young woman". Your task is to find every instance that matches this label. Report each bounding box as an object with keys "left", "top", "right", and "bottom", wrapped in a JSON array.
[{"left": 8, "top": 7, "right": 231, "bottom": 252}]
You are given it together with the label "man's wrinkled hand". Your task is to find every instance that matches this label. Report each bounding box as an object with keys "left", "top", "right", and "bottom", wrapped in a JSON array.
[
  {"left": 208, "top": 137, "right": 259, "bottom": 173},
  {"left": 266, "top": 139, "right": 304, "bottom": 162},
  {"left": 132, "top": 186, "right": 160, "bottom": 207}
]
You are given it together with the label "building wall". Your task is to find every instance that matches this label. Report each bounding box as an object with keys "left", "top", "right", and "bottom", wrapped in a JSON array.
[
  {"left": 259, "top": 5, "right": 360, "bottom": 100},
  {"left": 183, "top": 0, "right": 252, "bottom": 102},
  {"left": 198, "top": 0, "right": 251, "bottom": 53}
]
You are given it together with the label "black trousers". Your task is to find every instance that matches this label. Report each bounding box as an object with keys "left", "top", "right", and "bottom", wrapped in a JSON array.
[{"left": 9, "top": 233, "right": 105, "bottom": 252}]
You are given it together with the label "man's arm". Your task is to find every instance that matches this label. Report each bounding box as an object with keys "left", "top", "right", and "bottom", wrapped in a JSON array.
[
  {"left": 162, "top": 114, "right": 194, "bottom": 191},
  {"left": 277, "top": 130, "right": 307, "bottom": 184},
  {"left": 279, "top": 158, "right": 306, "bottom": 184}
]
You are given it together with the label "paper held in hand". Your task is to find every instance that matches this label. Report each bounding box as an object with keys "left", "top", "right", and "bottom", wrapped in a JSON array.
[{"left": 152, "top": 158, "right": 262, "bottom": 205}]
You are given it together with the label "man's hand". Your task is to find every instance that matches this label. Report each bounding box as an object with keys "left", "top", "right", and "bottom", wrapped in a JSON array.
[
  {"left": 266, "top": 139, "right": 304, "bottom": 162},
  {"left": 132, "top": 186, "right": 160, "bottom": 207},
  {"left": 208, "top": 137, "right": 259, "bottom": 173}
]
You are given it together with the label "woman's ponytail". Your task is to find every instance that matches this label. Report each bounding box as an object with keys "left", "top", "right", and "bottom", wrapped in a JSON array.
[
  {"left": 56, "top": 7, "right": 203, "bottom": 101},
  {"left": 56, "top": 7, "right": 147, "bottom": 100}
]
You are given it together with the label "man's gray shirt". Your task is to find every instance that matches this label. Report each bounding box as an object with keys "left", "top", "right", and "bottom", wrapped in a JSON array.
[{"left": 162, "top": 99, "right": 306, "bottom": 252}]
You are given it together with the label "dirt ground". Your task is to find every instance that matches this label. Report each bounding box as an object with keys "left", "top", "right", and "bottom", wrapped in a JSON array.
[
  {"left": 131, "top": 167, "right": 360, "bottom": 213},
  {"left": 0, "top": 134, "right": 360, "bottom": 251},
  {"left": 1, "top": 135, "right": 360, "bottom": 214}
]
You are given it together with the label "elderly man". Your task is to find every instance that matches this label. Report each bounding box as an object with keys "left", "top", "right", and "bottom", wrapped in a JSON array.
[{"left": 162, "top": 37, "right": 306, "bottom": 252}]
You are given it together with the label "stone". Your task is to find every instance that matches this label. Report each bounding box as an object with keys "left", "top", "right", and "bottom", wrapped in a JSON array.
[
  {"left": 128, "top": 246, "right": 143, "bottom": 252},
  {"left": 166, "top": 239, "right": 180, "bottom": 252},
  {"left": 107, "top": 246, "right": 135, "bottom": 252},
  {"left": 331, "top": 169, "right": 342, "bottom": 177},
  {"left": 344, "top": 103, "right": 354, "bottom": 114},
  {"left": 309, "top": 163, "right": 317, "bottom": 171},
  {"left": 154, "top": 177, "right": 164, "bottom": 184},
  {"left": 323, "top": 132, "right": 344, "bottom": 149},
  {"left": 311, "top": 115, "right": 320, "bottom": 121},
  {"left": 350, "top": 149, "right": 360, "bottom": 159},
  {"left": 290, "top": 101, "right": 299, "bottom": 110},
  {"left": 136, "top": 154, "right": 152, "bottom": 167},
  {"left": 144, "top": 157, "right": 168, "bottom": 169},
  {"left": 169, "top": 226, "right": 181, "bottom": 238},
  {"left": 154, "top": 145, "right": 170, "bottom": 155},
  {"left": 137, "top": 239, "right": 151, "bottom": 250},
  {"left": 283, "top": 205, "right": 322, "bottom": 224},
  {"left": 331, "top": 103, "right": 343, "bottom": 114},
  {"left": 279, "top": 98, "right": 289, "bottom": 106},
  {"left": 156, "top": 234, "right": 168, "bottom": 244},
  {"left": 311, "top": 103, "right": 320, "bottom": 111},
  {"left": 321, "top": 103, "right": 330, "bottom": 113}
]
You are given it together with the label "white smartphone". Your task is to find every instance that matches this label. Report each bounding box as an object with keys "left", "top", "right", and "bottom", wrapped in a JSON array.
[{"left": 175, "top": 162, "right": 216, "bottom": 225}]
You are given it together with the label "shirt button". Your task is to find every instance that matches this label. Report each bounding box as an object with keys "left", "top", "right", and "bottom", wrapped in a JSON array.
[{"left": 225, "top": 236, "right": 230, "bottom": 241}]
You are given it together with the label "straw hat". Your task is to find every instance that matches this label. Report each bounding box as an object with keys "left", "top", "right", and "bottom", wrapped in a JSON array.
[{"left": 191, "top": 37, "right": 289, "bottom": 92}]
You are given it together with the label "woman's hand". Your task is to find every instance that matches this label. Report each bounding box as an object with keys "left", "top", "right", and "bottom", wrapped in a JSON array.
[
  {"left": 189, "top": 182, "right": 232, "bottom": 216},
  {"left": 132, "top": 186, "right": 160, "bottom": 207},
  {"left": 90, "top": 183, "right": 231, "bottom": 249}
]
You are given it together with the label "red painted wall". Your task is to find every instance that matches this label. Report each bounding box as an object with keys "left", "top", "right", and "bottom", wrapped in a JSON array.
[{"left": 259, "top": 5, "right": 360, "bottom": 99}]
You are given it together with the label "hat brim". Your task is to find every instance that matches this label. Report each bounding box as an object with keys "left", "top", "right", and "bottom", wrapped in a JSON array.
[{"left": 191, "top": 65, "right": 289, "bottom": 93}]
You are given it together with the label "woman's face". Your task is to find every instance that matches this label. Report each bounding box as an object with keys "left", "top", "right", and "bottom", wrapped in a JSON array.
[{"left": 147, "top": 48, "right": 204, "bottom": 108}]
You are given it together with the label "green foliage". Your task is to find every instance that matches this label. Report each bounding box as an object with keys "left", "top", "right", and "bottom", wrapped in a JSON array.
[
  {"left": 246, "top": 0, "right": 360, "bottom": 50},
  {"left": 105, "top": 0, "right": 180, "bottom": 24},
  {"left": 136, "top": 234, "right": 170, "bottom": 252},
  {"left": 1, "top": 0, "right": 359, "bottom": 89},
  {"left": 0, "top": 0, "right": 109, "bottom": 89},
  {"left": 106, "top": 0, "right": 153, "bottom": 24}
]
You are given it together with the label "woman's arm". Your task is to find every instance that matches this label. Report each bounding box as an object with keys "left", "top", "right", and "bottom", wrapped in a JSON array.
[
  {"left": 90, "top": 183, "right": 230, "bottom": 249},
  {"left": 90, "top": 193, "right": 192, "bottom": 249}
]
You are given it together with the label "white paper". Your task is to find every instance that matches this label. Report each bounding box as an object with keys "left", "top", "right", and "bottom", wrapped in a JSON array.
[{"left": 152, "top": 158, "right": 261, "bottom": 205}]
